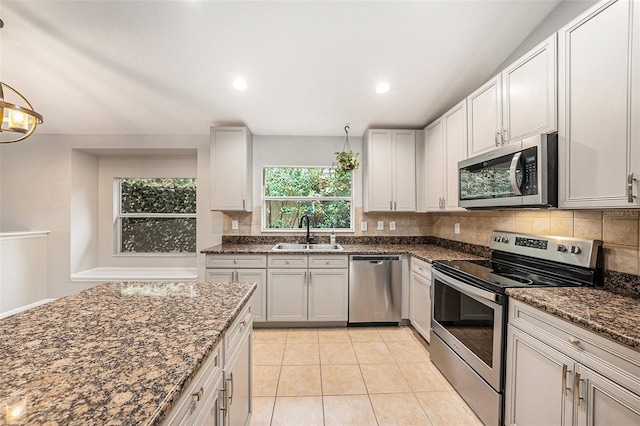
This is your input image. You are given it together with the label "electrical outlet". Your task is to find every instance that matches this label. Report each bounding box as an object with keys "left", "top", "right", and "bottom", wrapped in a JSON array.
[
  {"left": 361, "top": 221, "right": 368, "bottom": 231},
  {"left": 390, "top": 221, "right": 396, "bottom": 231},
  {"left": 377, "top": 221, "right": 384, "bottom": 230},
  {"left": 454, "top": 222, "right": 460, "bottom": 234},
  {"left": 232, "top": 220, "right": 239, "bottom": 230}
]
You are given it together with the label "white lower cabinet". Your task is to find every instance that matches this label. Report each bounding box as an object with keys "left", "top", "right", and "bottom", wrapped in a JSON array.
[
  {"left": 505, "top": 299, "right": 640, "bottom": 426},
  {"left": 267, "top": 254, "right": 348, "bottom": 323},
  {"left": 163, "top": 302, "right": 253, "bottom": 426},
  {"left": 223, "top": 311, "right": 252, "bottom": 426},
  {"left": 409, "top": 257, "right": 431, "bottom": 342},
  {"left": 267, "top": 269, "right": 308, "bottom": 322},
  {"left": 205, "top": 254, "right": 267, "bottom": 323}
]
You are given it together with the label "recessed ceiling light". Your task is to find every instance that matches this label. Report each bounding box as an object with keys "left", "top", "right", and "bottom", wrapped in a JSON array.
[
  {"left": 233, "top": 79, "right": 248, "bottom": 91},
  {"left": 376, "top": 82, "right": 390, "bottom": 94}
]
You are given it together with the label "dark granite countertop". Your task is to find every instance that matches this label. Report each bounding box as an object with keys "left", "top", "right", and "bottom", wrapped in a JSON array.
[
  {"left": 0, "top": 281, "right": 256, "bottom": 425},
  {"left": 201, "top": 243, "right": 482, "bottom": 263},
  {"left": 507, "top": 287, "right": 640, "bottom": 353}
]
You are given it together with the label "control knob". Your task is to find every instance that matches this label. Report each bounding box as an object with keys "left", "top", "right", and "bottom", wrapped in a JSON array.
[
  {"left": 557, "top": 244, "right": 567, "bottom": 252},
  {"left": 500, "top": 237, "right": 509, "bottom": 243},
  {"left": 569, "top": 245, "right": 581, "bottom": 254}
]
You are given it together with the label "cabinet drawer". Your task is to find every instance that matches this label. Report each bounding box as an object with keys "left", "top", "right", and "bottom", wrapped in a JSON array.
[
  {"left": 268, "top": 254, "right": 308, "bottom": 268},
  {"left": 509, "top": 299, "right": 640, "bottom": 394},
  {"left": 411, "top": 257, "right": 431, "bottom": 278},
  {"left": 206, "top": 254, "right": 267, "bottom": 269},
  {"left": 224, "top": 301, "right": 253, "bottom": 361},
  {"left": 161, "top": 343, "right": 222, "bottom": 425},
  {"left": 308, "top": 255, "right": 348, "bottom": 269}
]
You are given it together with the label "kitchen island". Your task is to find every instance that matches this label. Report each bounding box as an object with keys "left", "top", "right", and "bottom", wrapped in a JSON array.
[{"left": 0, "top": 281, "right": 255, "bottom": 425}]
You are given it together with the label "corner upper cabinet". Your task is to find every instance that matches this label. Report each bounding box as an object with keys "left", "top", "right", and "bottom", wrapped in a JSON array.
[
  {"left": 558, "top": 0, "right": 640, "bottom": 208},
  {"left": 467, "top": 33, "right": 557, "bottom": 157},
  {"left": 210, "top": 126, "right": 253, "bottom": 211},
  {"left": 363, "top": 129, "right": 416, "bottom": 212}
]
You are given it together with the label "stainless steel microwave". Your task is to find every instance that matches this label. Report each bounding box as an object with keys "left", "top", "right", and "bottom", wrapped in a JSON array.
[{"left": 458, "top": 133, "right": 557, "bottom": 209}]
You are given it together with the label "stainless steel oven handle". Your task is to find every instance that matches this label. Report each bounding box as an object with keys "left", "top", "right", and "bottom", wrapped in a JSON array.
[
  {"left": 432, "top": 269, "right": 499, "bottom": 304},
  {"left": 509, "top": 152, "right": 523, "bottom": 196}
]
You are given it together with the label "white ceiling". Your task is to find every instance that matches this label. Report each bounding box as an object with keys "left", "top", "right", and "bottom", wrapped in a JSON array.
[{"left": 0, "top": 0, "right": 561, "bottom": 137}]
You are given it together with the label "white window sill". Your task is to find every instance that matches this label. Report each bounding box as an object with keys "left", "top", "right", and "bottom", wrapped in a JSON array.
[{"left": 70, "top": 267, "right": 198, "bottom": 283}]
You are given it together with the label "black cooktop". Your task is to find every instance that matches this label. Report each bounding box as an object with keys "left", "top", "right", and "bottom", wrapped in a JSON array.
[{"left": 432, "top": 258, "right": 584, "bottom": 294}]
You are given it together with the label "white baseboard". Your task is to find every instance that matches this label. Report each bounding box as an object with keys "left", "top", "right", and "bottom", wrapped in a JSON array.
[{"left": 1, "top": 298, "right": 56, "bottom": 319}]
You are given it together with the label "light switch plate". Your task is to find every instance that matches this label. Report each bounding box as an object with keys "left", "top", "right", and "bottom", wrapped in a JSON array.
[
  {"left": 361, "top": 221, "right": 367, "bottom": 231},
  {"left": 454, "top": 223, "right": 460, "bottom": 234},
  {"left": 377, "top": 221, "right": 384, "bottom": 230},
  {"left": 390, "top": 221, "right": 396, "bottom": 231},
  {"left": 232, "top": 220, "right": 239, "bottom": 230}
]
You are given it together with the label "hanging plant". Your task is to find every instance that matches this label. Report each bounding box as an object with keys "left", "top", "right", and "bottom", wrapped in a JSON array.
[{"left": 335, "top": 125, "right": 360, "bottom": 172}]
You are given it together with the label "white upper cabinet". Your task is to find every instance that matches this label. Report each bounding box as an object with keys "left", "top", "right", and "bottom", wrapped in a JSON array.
[
  {"left": 423, "top": 101, "right": 467, "bottom": 212},
  {"left": 467, "top": 74, "right": 503, "bottom": 157},
  {"left": 210, "top": 126, "right": 253, "bottom": 211},
  {"left": 444, "top": 100, "right": 468, "bottom": 211},
  {"left": 363, "top": 129, "right": 416, "bottom": 212},
  {"left": 424, "top": 119, "right": 444, "bottom": 212},
  {"left": 558, "top": 0, "right": 639, "bottom": 208},
  {"left": 467, "top": 33, "right": 557, "bottom": 157},
  {"left": 503, "top": 33, "right": 557, "bottom": 143}
]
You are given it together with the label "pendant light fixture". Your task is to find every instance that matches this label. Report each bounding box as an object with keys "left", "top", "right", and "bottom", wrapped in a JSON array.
[{"left": 0, "top": 19, "right": 44, "bottom": 144}]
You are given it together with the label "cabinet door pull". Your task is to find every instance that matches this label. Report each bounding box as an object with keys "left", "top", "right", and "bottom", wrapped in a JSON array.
[
  {"left": 502, "top": 127, "right": 508, "bottom": 145},
  {"left": 304, "top": 271, "right": 308, "bottom": 284},
  {"left": 242, "top": 199, "right": 246, "bottom": 210},
  {"left": 561, "top": 364, "right": 568, "bottom": 396},
  {"left": 627, "top": 173, "right": 636, "bottom": 203},
  {"left": 228, "top": 372, "right": 234, "bottom": 405},
  {"left": 390, "top": 200, "right": 393, "bottom": 211},
  {"left": 573, "top": 372, "right": 583, "bottom": 407},
  {"left": 495, "top": 130, "right": 500, "bottom": 147}
]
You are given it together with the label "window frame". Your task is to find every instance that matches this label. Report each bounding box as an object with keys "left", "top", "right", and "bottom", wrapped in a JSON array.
[
  {"left": 115, "top": 177, "right": 198, "bottom": 256},
  {"left": 261, "top": 165, "right": 355, "bottom": 233}
]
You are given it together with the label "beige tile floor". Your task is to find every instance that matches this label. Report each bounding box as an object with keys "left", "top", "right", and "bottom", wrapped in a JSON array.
[{"left": 250, "top": 326, "right": 484, "bottom": 426}]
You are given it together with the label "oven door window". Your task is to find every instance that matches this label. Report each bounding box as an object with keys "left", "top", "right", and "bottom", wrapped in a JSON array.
[
  {"left": 459, "top": 152, "right": 525, "bottom": 201},
  {"left": 433, "top": 279, "right": 495, "bottom": 367}
]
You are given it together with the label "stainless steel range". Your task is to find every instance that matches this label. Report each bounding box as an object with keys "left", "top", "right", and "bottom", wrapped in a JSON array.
[{"left": 430, "top": 231, "right": 603, "bottom": 426}]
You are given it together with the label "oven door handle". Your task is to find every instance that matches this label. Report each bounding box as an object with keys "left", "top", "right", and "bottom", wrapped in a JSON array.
[
  {"left": 509, "top": 152, "right": 523, "bottom": 196},
  {"left": 432, "top": 269, "right": 500, "bottom": 304}
]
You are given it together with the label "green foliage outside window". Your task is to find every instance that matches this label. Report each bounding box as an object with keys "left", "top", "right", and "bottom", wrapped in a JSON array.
[
  {"left": 119, "top": 178, "right": 196, "bottom": 253},
  {"left": 263, "top": 168, "right": 352, "bottom": 230}
]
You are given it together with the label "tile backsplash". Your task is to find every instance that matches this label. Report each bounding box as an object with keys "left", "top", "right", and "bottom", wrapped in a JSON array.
[{"left": 222, "top": 208, "right": 640, "bottom": 276}]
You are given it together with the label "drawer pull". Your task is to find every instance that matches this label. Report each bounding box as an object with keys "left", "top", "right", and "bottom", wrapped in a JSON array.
[
  {"left": 233, "top": 259, "right": 238, "bottom": 264},
  {"left": 326, "top": 260, "right": 330, "bottom": 265},
  {"left": 285, "top": 259, "right": 290, "bottom": 265},
  {"left": 568, "top": 337, "right": 581, "bottom": 347}
]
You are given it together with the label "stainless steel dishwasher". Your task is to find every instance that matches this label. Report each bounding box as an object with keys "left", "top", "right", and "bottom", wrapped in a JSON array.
[{"left": 349, "top": 254, "right": 403, "bottom": 324}]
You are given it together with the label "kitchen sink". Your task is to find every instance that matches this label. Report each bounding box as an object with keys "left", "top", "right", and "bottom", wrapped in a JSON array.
[{"left": 271, "top": 243, "right": 344, "bottom": 251}]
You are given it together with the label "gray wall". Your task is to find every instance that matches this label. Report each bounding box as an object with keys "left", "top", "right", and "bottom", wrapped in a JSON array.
[{"left": 496, "top": 0, "right": 598, "bottom": 73}]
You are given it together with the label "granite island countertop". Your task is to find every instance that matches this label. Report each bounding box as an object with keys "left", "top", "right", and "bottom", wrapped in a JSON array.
[
  {"left": 507, "top": 287, "right": 640, "bottom": 353},
  {"left": 202, "top": 242, "right": 483, "bottom": 263},
  {"left": 0, "top": 281, "right": 256, "bottom": 425}
]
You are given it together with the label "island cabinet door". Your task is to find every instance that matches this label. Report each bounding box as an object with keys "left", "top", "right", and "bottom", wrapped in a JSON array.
[
  {"left": 193, "top": 374, "right": 224, "bottom": 426},
  {"left": 224, "top": 331, "right": 252, "bottom": 426},
  {"left": 505, "top": 326, "right": 574, "bottom": 426}
]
